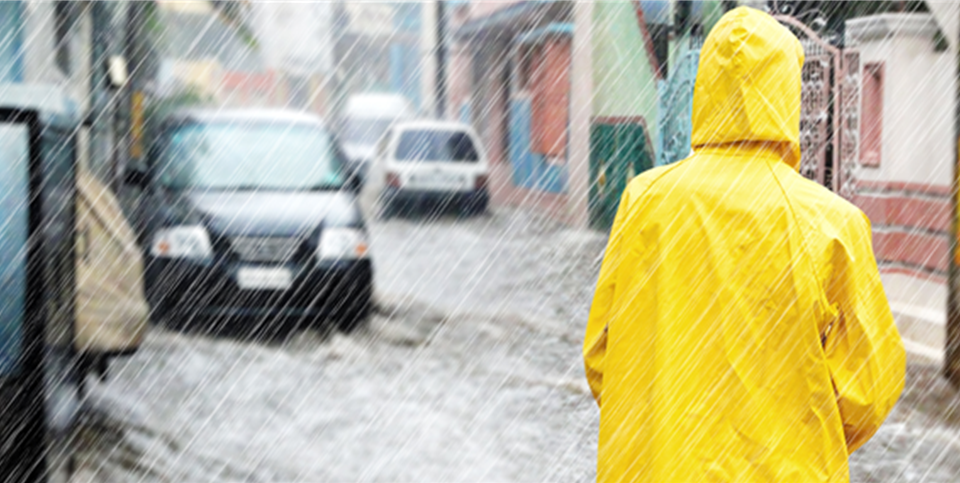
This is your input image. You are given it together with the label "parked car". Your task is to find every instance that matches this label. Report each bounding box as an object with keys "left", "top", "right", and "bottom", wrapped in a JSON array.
[
  {"left": 340, "top": 93, "right": 414, "bottom": 183},
  {"left": 370, "top": 120, "right": 489, "bottom": 217},
  {"left": 128, "top": 109, "right": 373, "bottom": 331}
]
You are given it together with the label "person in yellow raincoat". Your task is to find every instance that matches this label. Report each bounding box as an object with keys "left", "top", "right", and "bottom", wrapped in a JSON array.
[{"left": 584, "top": 7, "right": 905, "bottom": 483}]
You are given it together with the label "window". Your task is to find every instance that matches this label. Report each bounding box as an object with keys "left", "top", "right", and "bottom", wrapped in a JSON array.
[
  {"left": 155, "top": 122, "right": 344, "bottom": 190},
  {"left": 861, "top": 62, "right": 884, "bottom": 167},
  {"left": 394, "top": 129, "right": 479, "bottom": 163}
]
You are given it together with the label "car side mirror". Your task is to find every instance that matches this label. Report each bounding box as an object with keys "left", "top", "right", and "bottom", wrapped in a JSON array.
[
  {"left": 345, "top": 170, "right": 363, "bottom": 193},
  {"left": 124, "top": 167, "right": 148, "bottom": 189}
]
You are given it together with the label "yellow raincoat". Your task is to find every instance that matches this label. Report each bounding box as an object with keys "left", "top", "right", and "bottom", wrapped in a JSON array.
[{"left": 584, "top": 7, "right": 905, "bottom": 483}]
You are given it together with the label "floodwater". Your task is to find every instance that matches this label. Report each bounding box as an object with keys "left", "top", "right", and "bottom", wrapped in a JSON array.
[{"left": 71, "top": 207, "right": 959, "bottom": 482}]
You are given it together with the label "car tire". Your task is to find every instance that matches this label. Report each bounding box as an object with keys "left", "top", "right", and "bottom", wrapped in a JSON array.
[
  {"left": 472, "top": 196, "right": 488, "bottom": 216},
  {"left": 334, "top": 281, "right": 372, "bottom": 333},
  {"left": 145, "top": 286, "right": 173, "bottom": 325},
  {"left": 460, "top": 191, "right": 488, "bottom": 217},
  {"left": 377, "top": 198, "right": 396, "bottom": 220}
]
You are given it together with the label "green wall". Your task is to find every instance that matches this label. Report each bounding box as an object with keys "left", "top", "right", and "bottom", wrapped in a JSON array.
[
  {"left": 592, "top": 1, "right": 660, "bottom": 133},
  {"left": 589, "top": 1, "right": 659, "bottom": 230}
]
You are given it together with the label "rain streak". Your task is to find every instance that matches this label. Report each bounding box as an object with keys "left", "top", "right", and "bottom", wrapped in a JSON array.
[{"left": 0, "top": 1, "right": 957, "bottom": 482}]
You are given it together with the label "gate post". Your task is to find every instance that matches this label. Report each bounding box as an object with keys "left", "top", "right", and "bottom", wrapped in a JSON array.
[{"left": 947, "top": 4, "right": 960, "bottom": 388}]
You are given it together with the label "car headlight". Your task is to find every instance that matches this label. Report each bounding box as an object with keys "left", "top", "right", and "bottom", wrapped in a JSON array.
[
  {"left": 318, "top": 227, "right": 369, "bottom": 261},
  {"left": 150, "top": 226, "right": 213, "bottom": 259}
]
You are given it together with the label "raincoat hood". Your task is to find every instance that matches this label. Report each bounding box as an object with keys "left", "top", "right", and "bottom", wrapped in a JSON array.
[{"left": 691, "top": 7, "right": 804, "bottom": 168}]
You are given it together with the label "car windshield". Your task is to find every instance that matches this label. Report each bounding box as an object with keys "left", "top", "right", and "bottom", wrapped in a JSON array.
[
  {"left": 394, "top": 129, "right": 479, "bottom": 163},
  {"left": 342, "top": 118, "right": 393, "bottom": 146},
  {"left": 155, "top": 121, "right": 344, "bottom": 191}
]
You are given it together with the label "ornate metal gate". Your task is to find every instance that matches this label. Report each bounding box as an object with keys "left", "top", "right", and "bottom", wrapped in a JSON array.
[
  {"left": 775, "top": 15, "right": 861, "bottom": 200},
  {"left": 657, "top": 42, "right": 701, "bottom": 166},
  {"left": 838, "top": 50, "right": 861, "bottom": 200}
]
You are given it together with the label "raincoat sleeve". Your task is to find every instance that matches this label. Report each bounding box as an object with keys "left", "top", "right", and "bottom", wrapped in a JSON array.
[
  {"left": 823, "top": 212, "right": 906, "bottom": 453},
  {"left": 584, "top": 188, "right": 633, "bottom": 407}
]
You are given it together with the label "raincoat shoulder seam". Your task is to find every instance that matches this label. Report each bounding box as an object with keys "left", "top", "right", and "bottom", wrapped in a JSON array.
[
  {"left": 626, "top": 158, "right": 690, "bottom": 201},
  {"left": 781, "top": 172, "right": 868, "bottom": 234},
  {"left": 764, "top": 161, "right": 831, "bottom": 307}
]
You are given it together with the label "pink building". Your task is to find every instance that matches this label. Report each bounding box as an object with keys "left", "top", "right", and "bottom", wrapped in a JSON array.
[{"left": 447, "top": 1, "right": 576, "bottom": 220}]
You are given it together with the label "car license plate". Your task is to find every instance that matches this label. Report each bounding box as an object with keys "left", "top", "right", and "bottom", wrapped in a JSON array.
[
  {"left": 237, "top": 266, "right": 293, "bottom": 290},
  {"left": 411, "top": 172, "right": 465, "bottom": 191}
]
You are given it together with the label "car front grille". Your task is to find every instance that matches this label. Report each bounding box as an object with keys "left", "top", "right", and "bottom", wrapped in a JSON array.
[{"left": 230, "top": 236, "right": 304, "bottom": 263}]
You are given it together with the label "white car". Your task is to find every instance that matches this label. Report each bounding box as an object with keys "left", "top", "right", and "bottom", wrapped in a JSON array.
[
  {"left": 371, "top": 120, "right": 489, "bottom": 217},
  {"left": 341, "top": 93, "right": 415, "bottom": 183}
]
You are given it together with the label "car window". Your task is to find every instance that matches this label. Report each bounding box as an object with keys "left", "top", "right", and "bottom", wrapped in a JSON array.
[
  {"left": 154, "top": 121, "right": 344, "bottom": 191},
  {"left": 394, "top": 129, "right": 479, "bottom": 163}
]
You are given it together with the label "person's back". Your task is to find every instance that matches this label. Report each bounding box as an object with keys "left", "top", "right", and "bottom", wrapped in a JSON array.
[{"left": 583, "top": 7, "right": 905, "bottom": 483}]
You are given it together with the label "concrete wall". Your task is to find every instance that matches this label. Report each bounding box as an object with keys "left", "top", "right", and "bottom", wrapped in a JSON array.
[
  {"left": 20, "top": 1, "right": 94, "bottom": 110},
  {"left": 249, "top": 3, "right": 334, "bottom": 77},
  {"left": 469, "top": 1, "right": 525, "bottom": 19},
  {"left": 846, "top": 13, "right": 956, "bottom": 362},
  {"left": 849, "top": 14, "right": 954, "bottom": 189}
]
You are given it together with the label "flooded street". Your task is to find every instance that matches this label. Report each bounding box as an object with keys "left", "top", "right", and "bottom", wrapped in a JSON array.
[
  {"left": 64, "top": 206, "right": 957, "bottom": 482},
  {"left": 70, "top": 207, "right": 603, "bottom": 482}
]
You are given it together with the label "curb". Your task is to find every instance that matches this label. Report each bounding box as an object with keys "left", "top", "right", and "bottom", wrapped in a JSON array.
[{"left": 890, "top": 302, "right": 944, "bottom": 363}]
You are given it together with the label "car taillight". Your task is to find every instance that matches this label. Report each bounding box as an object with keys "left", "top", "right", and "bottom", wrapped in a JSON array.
[
  {"left": 387, "top": 172, "right": 401, "bottom": 188},
  {"left": 475, "top": 174, "right": 488, "bottom": 191}
]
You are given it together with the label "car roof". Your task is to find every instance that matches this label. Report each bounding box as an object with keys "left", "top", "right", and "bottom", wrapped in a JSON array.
[
  {"left": 163, "top": 108, "right": 327, "bottom": 128},
  {"left": 393, "top": 120, "right": 475, "bottom": 132},
  {"left": 345, "top": 93, "right": 413, "bottom": 117}
]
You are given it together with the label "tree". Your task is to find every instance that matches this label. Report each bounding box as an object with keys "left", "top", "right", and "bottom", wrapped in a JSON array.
[{"left": 210, "top": 0, "right": 258, "bottom": 48}]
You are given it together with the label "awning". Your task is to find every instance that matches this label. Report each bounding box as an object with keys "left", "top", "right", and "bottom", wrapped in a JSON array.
[
  {"left": 515, "top": 22, "right": 574, "bottom": 45},
  {"left": 454, "top": 1, "right": 570, "bottom": 41}
]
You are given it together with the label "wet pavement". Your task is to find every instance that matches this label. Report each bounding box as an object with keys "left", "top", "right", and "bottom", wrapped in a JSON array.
[{"left": 68, "top": 206, "right": 958, "bottom": 482}]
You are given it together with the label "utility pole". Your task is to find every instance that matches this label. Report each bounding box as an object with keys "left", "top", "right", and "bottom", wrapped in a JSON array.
[
  {"left": 567, "top": 0, "right": 594, "bottom": 228},
  {"left": 435, "top": 0, "right": 447, "bottom": 118},
  {"left": 947, "top": 3, "right": 960, "bottom": 389},
  {"left": 90, "top": 2, "right": 116, "bottom": 185},
  {"left": 331, "top": 2, "right": 348, "bottom": 133}
]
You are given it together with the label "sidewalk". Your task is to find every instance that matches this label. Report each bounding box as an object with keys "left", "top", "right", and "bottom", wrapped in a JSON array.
[
  {"left": 881, "top": 272, "right": 947, "bottom": 364},
  {"left": 851, "top": 361, "right": 960, "bottom": 482},
  {"left": 487, "top": 161, "right": 573, "bottom": 225}
]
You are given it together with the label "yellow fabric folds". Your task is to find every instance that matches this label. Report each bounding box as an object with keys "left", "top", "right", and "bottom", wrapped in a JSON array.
[{"left": 584, "top": 7, "right": 904, "bottom": 483}]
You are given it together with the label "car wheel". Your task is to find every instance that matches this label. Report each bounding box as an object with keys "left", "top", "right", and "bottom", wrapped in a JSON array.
[
  {"left": 377, "top": 197, "right": 395, "bottom": 220},
  {"left": 460, "top": 191, "right": 488, "bottom": 217},
  {"left": 335, "top": 281, "right": 372, "bottom": 333},
  {"left": 145, "top": 286, "right": 173, "bottom": 325}
]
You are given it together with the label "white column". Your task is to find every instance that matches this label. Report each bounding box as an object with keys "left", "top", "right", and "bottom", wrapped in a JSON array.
[
  {"left": 567, "top": 0, "right": 594, "bottom": 228},
  {"left": 420, "top": 1, "right": 439, "bottom": 117},
  {"left": 926, "top": 1, "right": 958, "bottom": 51}
]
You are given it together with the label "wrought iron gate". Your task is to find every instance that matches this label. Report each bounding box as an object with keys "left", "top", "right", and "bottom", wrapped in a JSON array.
[
  {"left": 657, "top": 43, "right": 701, "bottom": 166},
  {"left": 776, "top": 15, "right": 861, "bottom": 200},
  {"left": 654, "top": 16, "right": 861, "bottom": 197}
]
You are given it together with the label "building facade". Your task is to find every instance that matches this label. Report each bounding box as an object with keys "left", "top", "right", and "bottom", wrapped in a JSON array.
[{"left": 448, "top": 1, "right": 675, "bottom": 227}]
